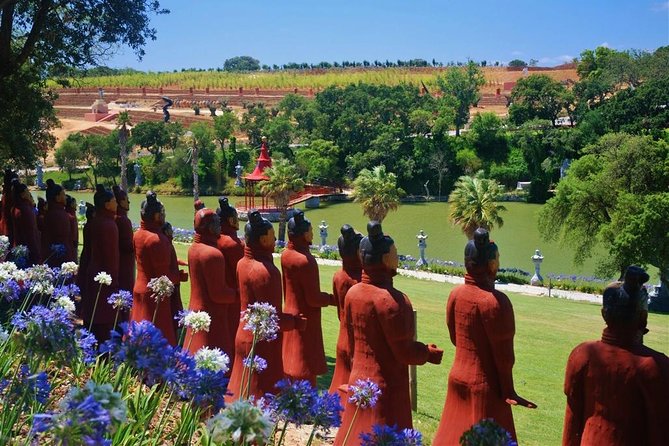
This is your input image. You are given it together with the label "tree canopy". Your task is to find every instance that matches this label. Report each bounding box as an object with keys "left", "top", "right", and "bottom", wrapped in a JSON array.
[
  {"left": 538, "top": 133, "right": 669, "bottom": 278},
  {"left": 223, "top": 56, "right": 261, "bottom": 72},
  {"left": 448, "top": 173, "right": 506, "bottom": 239},
  {"left": 351, "top": 165, "right": 403, "bottom": 222},
  {"left": 435, "top": 61, "right": 485, "bottom": 136}
]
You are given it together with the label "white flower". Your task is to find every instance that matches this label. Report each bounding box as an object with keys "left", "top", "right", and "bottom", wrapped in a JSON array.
[
  {"left": 0, "top": 261, "right": 17, "bottom": 281},
  {"left": 60, "top": 262, "right": 79, "bottom": 277},
  {"left": 0, "top": 235, "right": 9, "bottom": 260},
  {"left": 147, "top": 275, "right": 174, "bottom": 302},
  {"left": 11, "top": 269, "right": 27, "bottom": 283},
  {"left": 94, "top": 272, "right": 112, "bottom": 286},
  {"left": 30, "top": 281, "right": 54, "bottom": 296},
  {"left": 184, "top": 310, "right": 211, "bottom": 333},
  {"left": 207, "top": 400, "right": 273, "bottom": 445},
  {"left": 0, "top": 326, "right": 8, "bottom": 344},
  {"left": 241, "top": 302, "right": 279, "bottom": 342},
  {"left": 53, "top": 296, "right": 76, "bottom": 313},
  {"left": 195, "top": 347, "right": 230, "bottom": 373}
]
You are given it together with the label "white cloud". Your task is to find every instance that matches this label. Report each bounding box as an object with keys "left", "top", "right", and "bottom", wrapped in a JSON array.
[
  {"left": 651, "top": 1, "right": 669, "bottom": 12},
  {"left": 537, "top": 55, "right": 575, "bottom": 66}
]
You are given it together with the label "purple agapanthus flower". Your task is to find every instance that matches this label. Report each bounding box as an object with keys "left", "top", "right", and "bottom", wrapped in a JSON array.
[
  {"left": 0, "top": 279, "right": 21, "bottom": 302},
  {"left": 11, "top": 305, "right": 78, "bottom": 361},
  {"left": 100, "top": 321, "right": 173, "bottom": 386},
  {"left": 268, "top": 379, "right": 317, "bottom": 426},
  {"left": 52, "top": 284, "right": 80, "bottom": 300},
  {"left": 107, "top": 290, "right": 133, "bottom": 311},
  {"left": 401, "top": 428, "right": 423, "bottom": 446},
  {"left": 50, "top": 244, "right": 67, "bottom": 258},
  {"left": 186, "top": 367, "right": 229, "bottom": 412},
  {"left": 348, "top": 378, "right": 381, "bottom": 409},
  {"left": 76, "top": 329, "right": 98, "bottom": 365},
  {"left": 308, "top": 391, "right": 343, "bottom": 432},
  {"left": 242, "top": 355, "right": 267, "bottom": 373},
  {"left": 2, "top": 364, "right": 51, "bottom": 406},
  {"left": 359, "top": 424, "right": 407, "bottom": 446},
  {"left": 241, "top": 302, "right": 279, "bottom": 342}
]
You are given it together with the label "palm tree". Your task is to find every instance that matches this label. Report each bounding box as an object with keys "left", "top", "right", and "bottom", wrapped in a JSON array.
[
  {"left": 260, "top": 159, "right": 305, "bottom": 242},
  {"left": 352, "top": 165, "right": 403, "bottom": 222},
  {"left": 448, "top": 172, "right": 506, "bottom": 239},
  {"left": 116, "top": 111, "right": 132, "bottom": 191}
]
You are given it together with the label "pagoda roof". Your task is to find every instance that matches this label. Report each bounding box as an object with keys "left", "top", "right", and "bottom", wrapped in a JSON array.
[{"left": 244, "top": 141, "right": 272, "bottom": 181}]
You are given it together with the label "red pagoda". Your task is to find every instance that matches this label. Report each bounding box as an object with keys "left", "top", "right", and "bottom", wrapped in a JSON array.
[{"left": 242, "top": 137, "right": 272, "bottom": 210}]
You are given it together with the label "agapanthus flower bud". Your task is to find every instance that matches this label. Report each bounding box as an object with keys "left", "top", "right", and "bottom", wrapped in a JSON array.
[
  {"left": 349, "top": 378, "right": 381, "bottom": 409},
  {"left": 241, "top": 302, "right": 279, "bottom": 342},
  {"left": 184, "top": 310, "right": 211, "bottom": 333},
  {"left": 107, "top": 290, "right": 133, "bottom": 311},
  {"left": 59, "top": 262, "right": 79, "bottom": 277},
  {"left": 93, "top": 272, "right": 112, "bottom": 286},
  {"left": 195, "top": 346, "right": 230, "bottom": 373},
  {"left": 147, "top": 275, "right": 174, "bottom": 302}
]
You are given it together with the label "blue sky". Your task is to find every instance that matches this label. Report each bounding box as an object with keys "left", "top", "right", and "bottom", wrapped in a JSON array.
[{"left": 104, "top": 0, "right": 669, "bottom": 71}]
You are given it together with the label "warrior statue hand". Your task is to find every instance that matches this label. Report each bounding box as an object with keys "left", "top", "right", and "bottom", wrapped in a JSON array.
[
  {"left": 427, "top": 344, "right": 444, "bottom": 364},
  {"left": 505, "top": 392, "right": 537, "bottom": 409}
]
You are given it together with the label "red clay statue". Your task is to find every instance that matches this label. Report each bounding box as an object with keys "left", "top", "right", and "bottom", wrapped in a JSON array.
[
  {"left": 227, "top": 210, "right": 306, "bottom": 401},
  {"left": 216, "top": 197, "right": 244, "bottom": 364},
  {"left": 43, "top": 180, "right": 76, "bottom": 266},
  {"left": 433, "top": 228, "right": 536, "bottom": 445},
  {"left": 80, "top": 185, "right": 120, "bottom": 343},
  {"left": 185, "top": 208, "right": 236, "bottom": 355},
  {"left": 131, "top": 192, "right": 178, "bottom": 345},
  {"left": 113, "top": 186, "right": 135, "bottom": 294},
  {"left": 328, "top": 224, "right": 362, "bottom": 395},
  {"left": 563, "top": 267, "right": 669, "bottom": 446},
  {"left": 281, "top": 209, "right": 334, "bottom": 385},
  {"left": 334, "top": 221, "right": 443, "bottom": 446},
  {"left": 10, "top": 181, "right": 41, "bottom": 266}
]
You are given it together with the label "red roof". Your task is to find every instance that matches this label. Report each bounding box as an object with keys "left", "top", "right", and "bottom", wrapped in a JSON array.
[{"left": 244, "top": 141, "right": 272, "bottom": 181}]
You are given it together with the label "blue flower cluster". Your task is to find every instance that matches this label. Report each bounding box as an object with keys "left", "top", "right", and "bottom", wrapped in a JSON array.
[
  {"left": 49, "top": 244, "right": 67, "bottom": 259},
  {"left": 11, "top": 305, "right": 79, "bottom": 360},
  {"left": 0, "top": 279, "right": 21, "bottom": 302},
  {"left": 101, "top": 320, "right": 229, "bottom": 412},
  {"left": 32, "top": 381, "right": 126, "bottom": 446},
  {"left": 266, "top": 379, "right": 342, "bottom": 431},
  {"left": 0, "top": 364, "right": 51, "bottom": 406},
  {"left": 52, "top": 284, "right": 80, "bottom": 300},
  {"left": 349, "top": 378, "right": 382, "bottom": 409},
  {"left": 359, "top": 424, "right": 423, "bottom": 446}
]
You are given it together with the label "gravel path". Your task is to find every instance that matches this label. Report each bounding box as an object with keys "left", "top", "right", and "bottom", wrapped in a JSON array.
[{"left": 313, "top": 258, "right": 602, "bottom": 304}]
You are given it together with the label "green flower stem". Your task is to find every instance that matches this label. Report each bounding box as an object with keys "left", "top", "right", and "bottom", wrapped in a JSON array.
[
  {"left": 276, "top": 420, "right": 289, "bottom": 446},
  {"left": 306, "top": 427, "right": 317, "bottom": 446},
  {"left": 152, "top": 297, "right": 161, "bottom": 324},
  {"left": 341, "top": 405, "right": 360, "bottom": 446},
  {"left": 88, "top": 283, "right": 104, "bottom": 331}
]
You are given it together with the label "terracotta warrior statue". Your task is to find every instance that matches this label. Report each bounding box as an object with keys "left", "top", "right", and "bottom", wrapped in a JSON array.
[
  {"left": 112, "top": 186, "right": 135, "bottom": 296},
  {"left": 76, "top": 203, "right": 95, "bottom": 317},
  {"left": 563, "top": 266, "right": 669, "bottom": 446},
  {"left": 10, "top": 180, "right": 41, "bottom": 265},
  {"left": 131, "top": 192, "right": 179, "bottom": 345},
  {"left": 81, "top": 185, "right": 120, "bottom": 342},
  {"left": 227, "top": 210, "right": 306, "bottom": 401},
  {"left": 329, "top": 224, "right": 363, "bottom": 395},
  {"left": 1, "top": 169, "right": 18, "bottom": 240},
  {"left": 281, "top": 209, "right": 335, "bottom": 385},
  {"left": 433, "top": 228, "right": 536, "bottom": 445},
  {"left": 65, "top": 195, "right": 79, "bottom": 263},
  {"left": 186, "top": 208, "right": 237, "bottom": 355},
  {"left": 43, "top": 179, "right": 76, "bottom": 265},
  {"left": 334, "top": 221, "right": 443, "bottom": 446},
  {"left": 216, "top": 197, "right": 244, "bottom": 362}
]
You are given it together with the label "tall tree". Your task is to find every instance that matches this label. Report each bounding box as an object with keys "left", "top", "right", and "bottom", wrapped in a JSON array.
[
  {"left": 0, "top": 0, "right": 167, "bottom": 167},
  {"left": 539, "top": 133, "right": 669, "bottom": 278},
  {"left": 260, "top": 159, "right": 305, "bottom": 243},
  {"left": 508, "top": 74, "right": 568, "bottom": 126},
  {"left": 223, "top": 56, "right": 261, "bottom": 72},
  {"left": 131, "top": 121, "right": 169, "bottom": 164},
  {"left": 448, "top": 172, "right": 506, "bottom": 239},
  {"left": 435, "top": 61, "right": 485, "bottom": 136},
  {"left": 351, "top": 165, "right": 403, "bottom": 222}
]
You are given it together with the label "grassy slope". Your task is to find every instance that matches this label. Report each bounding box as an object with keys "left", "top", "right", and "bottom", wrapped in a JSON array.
[{"left": 170, "top": 243, "right": 668, "bottom": 446}]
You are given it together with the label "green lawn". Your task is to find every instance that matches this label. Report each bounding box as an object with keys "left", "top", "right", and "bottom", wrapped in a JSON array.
[
  {"left": 62, "top": 192, "right": 610, "bottom": 279},
  {"left": 170, "top": 243, "right": 668, "bottom": 446}
]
